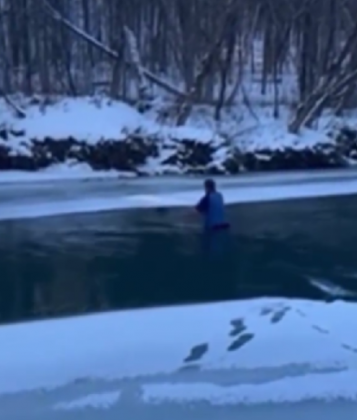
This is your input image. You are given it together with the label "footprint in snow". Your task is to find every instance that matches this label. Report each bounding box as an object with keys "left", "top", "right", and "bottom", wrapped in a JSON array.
[
  {"left": 229, "top": 318, "right": 247, "bottom": 337},
  {"left": 260, "top": 307, "right": 274, "bottom": 316},
  {"left": 261, "top": 306, "right": 290, "bottom": 324},
  {"left": 270, "top": 307, "right": 290, "bottom": 324},
  {"left": 183, "top": 343, "right": 209, "bottom": 363},
  {"left": 311, "top": 325, "right": 329, "bottom": 335},
  {"left": 228, "top": 333, "right": 254, "bottom": 352},
  {"left": 341, "top": 344, "right": 357, "bottom": 354}
]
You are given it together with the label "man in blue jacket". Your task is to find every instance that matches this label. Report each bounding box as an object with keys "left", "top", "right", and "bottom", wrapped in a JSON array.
[{"left": 195, "top": 179, "right": 230, "bottom": 232}]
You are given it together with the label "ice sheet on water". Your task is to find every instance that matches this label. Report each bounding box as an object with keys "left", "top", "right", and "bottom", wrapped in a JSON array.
[
  {"left": 2, "top": 177, "right": 357, "bottom": 221},
  {"left": 308, "top": 278, "right": 357, "bottom": 298}
]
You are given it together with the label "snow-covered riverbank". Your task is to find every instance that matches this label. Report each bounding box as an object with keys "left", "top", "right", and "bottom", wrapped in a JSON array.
[
  {"left": 0, "top": 298, "right": 356, "bottom": 418},
  {"left": 1, "top": 96, "right": 357, "bottom": 180}
]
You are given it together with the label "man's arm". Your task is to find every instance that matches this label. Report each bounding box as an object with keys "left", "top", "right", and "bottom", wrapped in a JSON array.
[{"left": 195, "top": 194, "right": 209, "bottom": 213}]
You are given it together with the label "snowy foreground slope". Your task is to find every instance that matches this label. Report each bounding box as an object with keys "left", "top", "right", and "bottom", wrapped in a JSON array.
[
  {"left": 0, "top": 298, "right": 357, "bottom": 419},
  {"left": 1, "top": 96, "right": 357, "bottom": 179}
]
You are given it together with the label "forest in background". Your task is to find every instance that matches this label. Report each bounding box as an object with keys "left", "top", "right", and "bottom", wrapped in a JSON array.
[{"left": 1, "top": 0, "right": 357, "bottom": 132}]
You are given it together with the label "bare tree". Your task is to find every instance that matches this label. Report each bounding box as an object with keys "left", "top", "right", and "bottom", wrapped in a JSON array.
[{"left": 0, "top": 0, "right": 353, "bottom": 130}]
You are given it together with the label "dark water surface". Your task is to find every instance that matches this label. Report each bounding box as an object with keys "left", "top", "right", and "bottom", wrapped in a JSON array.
[{"left": 1, "top": 195, "right": 357, "bottom": 323}]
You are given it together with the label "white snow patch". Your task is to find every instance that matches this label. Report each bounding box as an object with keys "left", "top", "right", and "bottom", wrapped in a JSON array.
[
  {"left": 237, "top": 118, "right": 332, "bottom": 153},
  {"left": 0, "top": 298, "right": 356, "bottom": 396},
  {"left": 54, "top": 390, "right": 121, "bottom": 411},
  {"left": 187, "top": 103, "right": 339, "bottom": 152},
  {"left": 4, "top": 98, "right": 144, "bottom": 143}
]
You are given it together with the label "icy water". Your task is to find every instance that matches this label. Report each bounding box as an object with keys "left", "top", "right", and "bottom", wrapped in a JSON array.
[{"left": 1, "top": 194, "right": 357, "bottom": 323}]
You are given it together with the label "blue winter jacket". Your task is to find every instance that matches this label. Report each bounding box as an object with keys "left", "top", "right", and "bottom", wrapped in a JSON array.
[{"left": 196, "top": 191, "right": 229, "bottom": 231}]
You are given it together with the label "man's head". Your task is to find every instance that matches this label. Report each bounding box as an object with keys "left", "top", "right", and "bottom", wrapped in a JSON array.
[{"left": 204, "top": 178, "right": 216, "bottom": 193}]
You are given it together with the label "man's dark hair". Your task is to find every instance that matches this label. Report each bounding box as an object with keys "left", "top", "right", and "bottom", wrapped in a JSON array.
[{"left": 204, "top": 178, "right": 216, "bottom": 191}]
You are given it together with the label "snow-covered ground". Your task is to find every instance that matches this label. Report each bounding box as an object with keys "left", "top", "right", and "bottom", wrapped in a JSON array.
[
  {"left": 0, "top": 96, "right": 226, "bottom": 163},
  {"left": 1, "top": 169, "right": 357, "bottom": 221},
  {"left": 0, "top": 298, "right": 356, "bottom": 418},
  {"left": 0, "top": 96, "right": 302, "bottom": 150}
]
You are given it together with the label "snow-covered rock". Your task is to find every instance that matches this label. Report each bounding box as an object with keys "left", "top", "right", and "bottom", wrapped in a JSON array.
[{"left": 0, "top": 96, "right": 357, "bottom": 177}]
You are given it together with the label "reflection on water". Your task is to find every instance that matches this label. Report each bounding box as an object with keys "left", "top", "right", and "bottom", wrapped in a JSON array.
[{"left": 1, "top": 195, "right": 357, "bottom": 323}]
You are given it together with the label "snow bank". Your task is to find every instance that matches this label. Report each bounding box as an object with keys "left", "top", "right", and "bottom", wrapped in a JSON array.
[
  {"left": 0, "top": 297, "right": 356, "bottom": 404},
  {"left": 143, "top": 370, "right": 357, "bottom": 405},
  {"left": 5, "top": 98, "right": 144, "bottom": 143},
  {"left": 0, "top": 96, "right": 357, "bottom": 179},
  {"left": 0, "top": 96, "right": 221, "bottom": 148}
]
